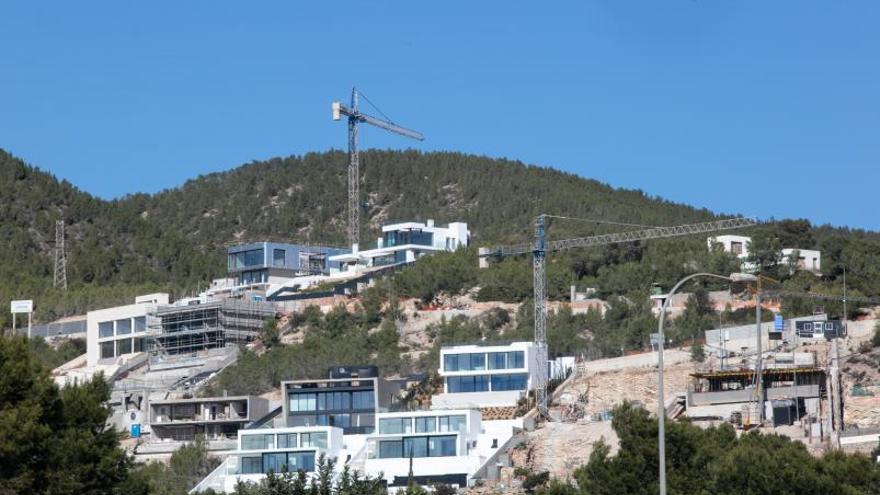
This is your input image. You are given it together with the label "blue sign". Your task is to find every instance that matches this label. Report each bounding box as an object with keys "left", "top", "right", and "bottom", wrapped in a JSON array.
[
  {"left": 130, "top": 423, "right": 141, "bottom": 438},
  {"left": 774, "top": 315, "right": 784, "bottom": 331}
]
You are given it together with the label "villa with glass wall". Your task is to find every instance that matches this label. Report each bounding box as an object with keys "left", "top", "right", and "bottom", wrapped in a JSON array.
[
  {"left": 329, "top": 219, "right": 469, "bottom": 269},
  {"left": 227, "top": 242, "right": 349, "bottom": 286},
  {"left": 432, "top": 341, "right": 545, "bottom": 408}
]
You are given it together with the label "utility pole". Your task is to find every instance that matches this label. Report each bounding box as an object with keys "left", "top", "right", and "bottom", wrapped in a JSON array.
[
  {"left": 755, "top": 278, "right": 764, "bottom": 424},
  {"left": 53, "top": 220, "right": 68, "bottom": 290}
]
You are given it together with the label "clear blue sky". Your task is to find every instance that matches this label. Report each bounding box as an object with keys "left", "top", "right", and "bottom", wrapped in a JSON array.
[{"left": 1, "top": 2, "right": 878, "bottom": 229}]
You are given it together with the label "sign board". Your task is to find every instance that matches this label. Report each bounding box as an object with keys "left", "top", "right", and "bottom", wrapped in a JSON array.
[
  {"left": 130, "top": 423, "right": 141, "bottom": 438},
  {"left": 774, "top": 315, "right": 784, "bottom": 331},
  {"left": 650, "top": 333, "right": 662, "bottom": 345},
  {"left": 10, "top": 300, "right": 33, "bottom": 314}
]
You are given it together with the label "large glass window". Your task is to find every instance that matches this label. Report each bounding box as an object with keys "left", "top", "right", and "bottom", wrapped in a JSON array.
[
  {"left": 286, "top": 452, "right": 315, "bottom": 473},
  {"left": 277, "top": 434, "right": 297, "bottom": 449},
  {"left": 470, "top": 353, "right": 486, "bottom": 371},
  {"left": 300, "top": 432, "right": 327, "bottom": 449},
  {"left": 429, "top": 436, "right": 457, "bottom": 457},
  {"left": 447, "top": 375, "right": 490, "bottom": 393},
  {"left": 415, "top": 417, "right": 436, "bottom": 433},
  {"left": 241, "top": 457, "right": 262, "bottom": 474},
  {"left": 133, "top": 337, "right": 145, "bottom": 353},
  {"left": 352, "top": 391, "right": 374, "bottom": 410},
  {"left": 116, "top": 318, "right": 132, "bottom": 335},
  {"left": 488, "top": 352, "right": 507, "bottom": 370},
  {"left": 491, "top": 373, "right": 529, "bottom": 391},
  {"left": 100, "top": 341, "right": 115, "bottom": 359},
  {"left": 508, "top": 351, "right": 525, "bottom": 369},
  {"left": 263, "top": 452, "right": 288, "bottom": 473},
  {"left": 289, "top": 393, "right": 318, "bottom": 412},
  {"left": 244, "top": 249, "right": 264, "bottom": 267},
  {"left": 403, "top": 437, "right": 428, "bottom": 458},
  {"left": 116, "top": 338, "right": 132, "bottom": 356},
  {"left": 134, "top": 316, "right": 146, "bottom": 332},
  {"left": 241, "top": 434, "right": 274, "bottom": 450},
  {"left": 273, "top": 249, "right": 285, "bottom": 267},
  {"left": 444, "top": 354, "right": 459, "bottom": 372},
  {"left": 99, "top": 321, "right": 114, "bottom": 338},
  {"left": 379, "top": 418, "right": 413, "bottom": 435},
  {"left": 379, "top": 440, "right": 403, "bottom": 458},
  {"left": 438, "top": 415, "right": 467, "bottom": 433}
]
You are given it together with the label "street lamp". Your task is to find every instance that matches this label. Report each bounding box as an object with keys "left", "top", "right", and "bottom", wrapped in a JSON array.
[{"left": 656, "top": 272, "right": 755, "bottom": 495}]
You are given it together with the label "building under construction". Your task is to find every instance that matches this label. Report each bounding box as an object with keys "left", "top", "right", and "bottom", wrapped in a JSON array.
[{"left": 146, "top": 298, "right": 276, "bottom": 357}]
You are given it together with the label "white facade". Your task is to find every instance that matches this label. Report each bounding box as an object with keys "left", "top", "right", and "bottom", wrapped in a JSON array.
[
  {"left": 195, "top": 426, "right": 345, "bottom": 493},
  {"left": 433, "top": 341, "right": 544, "bottom": 409},
  {"left": 329, "top": 219, "right": 469, "bottom": 270},
  {"left": 781, "top": 248, "right": 821, "bottom": 273},
  {"left": 363, "top": 409, "right": 516, "bottom": 490},
  {"left": 707, "top": 235, "right": 751, "bottom": 259},
  {"left": 86, "top": 293, "right": 169, "bottom": 367}
]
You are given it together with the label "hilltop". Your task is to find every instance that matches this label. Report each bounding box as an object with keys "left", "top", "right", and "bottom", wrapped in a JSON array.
[{"left": 3, "top": 148, "right": 880, "bottom": 329}]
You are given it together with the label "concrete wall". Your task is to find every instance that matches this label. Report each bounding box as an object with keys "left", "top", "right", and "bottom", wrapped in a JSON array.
[{"left": 86, "top": 299, "right": 156, "bottom": 367}]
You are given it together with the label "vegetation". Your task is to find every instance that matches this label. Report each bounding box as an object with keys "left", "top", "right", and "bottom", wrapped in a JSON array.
[
  {"left": 0, "top": 335, "right": 140, "bottom": 494},
  {"left": 535, "top": 402, "right": 880, "bottom": 495},
  {"left": 125, "top": 436, "right": 220, "bottom": 495},
  {"left": 224, "top": 455, "right": 386, "bottom": 495}
]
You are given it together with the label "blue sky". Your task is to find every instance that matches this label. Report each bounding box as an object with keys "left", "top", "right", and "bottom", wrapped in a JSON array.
[{"left": 1, "top": 2, "right": 878, "bottom": 229}]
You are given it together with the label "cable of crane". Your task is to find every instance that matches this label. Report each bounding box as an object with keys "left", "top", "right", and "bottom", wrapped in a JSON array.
[
  {"left": 542, "top": 214, "right": 659, "bottom": 229},
  {"left": 358, "top": 91, "right": 396, "bottom": 125}
]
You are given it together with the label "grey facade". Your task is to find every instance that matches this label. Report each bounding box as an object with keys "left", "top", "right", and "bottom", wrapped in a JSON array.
[
  {"left": 149, "top": 395, "right": 270, "bottom": 442},
  {"left": 227, "top": 242, "right": 348, "bottom": 285},
  {"left": 281, "top": 365, "right": 405, "bottom": 435}
]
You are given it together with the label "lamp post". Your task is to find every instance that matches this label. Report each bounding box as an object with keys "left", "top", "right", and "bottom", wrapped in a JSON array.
[{"left": 657, "top": 272, "right": 755, "bottom": 495}]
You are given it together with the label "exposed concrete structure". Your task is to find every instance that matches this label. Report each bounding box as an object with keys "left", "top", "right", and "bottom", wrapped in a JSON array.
[{"left": 148, "top": 395, "right": 270, "bottom": 443}]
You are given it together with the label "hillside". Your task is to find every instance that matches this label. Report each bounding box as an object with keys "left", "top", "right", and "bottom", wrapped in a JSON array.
[{"left": 3, "top": 147, "right": 880, "bottom": 329}]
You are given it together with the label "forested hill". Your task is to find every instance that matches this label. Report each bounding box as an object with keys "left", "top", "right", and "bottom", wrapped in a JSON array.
[
  {"left": 134, "top": 149, "right": 720, "bottom": 250},
  {"left": 2, "top": 147, "right": 880, "bottom": 328}
]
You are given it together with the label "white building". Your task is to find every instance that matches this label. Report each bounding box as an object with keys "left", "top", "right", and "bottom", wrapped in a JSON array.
[
  {"left": 781, "top": 248, "right": 821, "bottom": 273},
  {"left": 329, "top": 220, "right": 469, "bottom": 270},
  {"left": 707, "top": 235, "right": 751, "bottom": 259},
  {"left": 86, "top": 293, "right": 169, "bottom": 367},
  {"left": 192, "top": 426, "right": 346, "bottom": 493},
  {"left": 432, "top": 342, "right": 545, "bottom": 409}
]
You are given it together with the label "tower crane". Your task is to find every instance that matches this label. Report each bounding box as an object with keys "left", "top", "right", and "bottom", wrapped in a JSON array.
[
  {"left": 332, "top": 88, "right": 424, "bottom": 249},
  {"left": 480, "top": 216, "right": 758, "bottom": 416}
]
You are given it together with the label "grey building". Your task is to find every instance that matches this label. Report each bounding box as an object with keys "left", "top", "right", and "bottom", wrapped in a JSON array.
[
  {"left": 281, "top": 365, "right": 405, "bottom": 435},
  {"left": 149, "top": 395, "right": 270, "bottom": 442},
  {"left": 227, "top": 242, "right": 348, "bottom": 285}
]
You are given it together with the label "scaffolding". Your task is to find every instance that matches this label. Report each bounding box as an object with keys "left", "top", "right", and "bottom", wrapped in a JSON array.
[{"left": 146, "top": 299, "right": 276, "bottom": 358}]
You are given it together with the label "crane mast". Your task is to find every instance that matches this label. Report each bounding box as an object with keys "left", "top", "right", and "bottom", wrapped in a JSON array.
[
  {"left": 333, "top": 88, "right": 424, "bottom": 248},
  {"left": 484, "top": 216, "right": 758, "bottom": 416}
]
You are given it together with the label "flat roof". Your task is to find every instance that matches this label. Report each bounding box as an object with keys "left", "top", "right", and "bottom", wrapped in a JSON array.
[
  {"left": 690, "top": 367, "right": 824, "bottom": 379},
  {"left": 150, "top": 395, "right": 256, "bottom": 405}
]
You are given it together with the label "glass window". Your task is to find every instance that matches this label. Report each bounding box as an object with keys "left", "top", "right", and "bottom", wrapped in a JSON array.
[
  {"left": 415, "top": 417, "right": 436, "bottom": 433},
  {"left": 243, "top": 249, "right": 264, "bottom": 268},
  {"left": 273, "top": 249, "right": 285, "bottom": 267},
  {"left": 289, "top": 393, "right": 318, "bottom": 412},
  {"left": 100, "top": 341, "right": 115, "bottom": 359},
  {"left": 241, "top": 434, "right": 274, "bottom": 450},
  {"left": 429, "top": 436, "right": 457, "bottom": 457},
  {"left": 331, "top": 414, "right": 351, "bottom": 428},
  {"left": 287, "top": 452, "right": 315, "bottom": 473},
  {"left": 116, "top": 338, "right": 132, "bottom": 356},
  {"left": 263, "top": 452, "right": 288, "bottom": 473},
  {"left": 241, "top": 456, "right": 262, "bottom": 474},
  {"left": 277, "top": 433, "right": 297, "bottom": 449},
  {"left": 301, "top": 432, "right": 327, "bottom": 449},
  {"left": 470, "top": 353, "right": 486, "bottom": 371},
  {"left": 443, "top": 354, "right": 458, "bottom": 372},
  {"left": 99, "top": 321, "right": 114, "bottom": 338},
  {"left": 379, "top": 418, "right": 413, "bottom": 435},
  {"left": 491, "top": 373, "right": 529, "bottom": 391},
  {"left": 403, "top": 437, "right": 428, "bottom": 458},
  {"left": 447, "top": 375, "right": 490, "bottom": 393},
  {"left": 379, "top": 440, "right": 403, "bottom": 459},
  {"left": 116, "top": 318, "right": 132, "bottom": 335},
  {"left": 488, "top": 352, "right": 507, "bottom": 370},
  {"left": 803, "top": 323, "right": 812, "bottom": 331},
  {"left": 825, "top": 323, "right": 834, "bottom": 331},
  {"left": 134, "top": 316, "right": 146, "bottom": 332},
  {"left": 353, "top": 391, "right": 374, "bottom": 410},
  {"left": 448, "top": 415, "right": 467, "bottom": 432},
  {"left": 133, "top": 337, "right": 145, "bottom": 353},
  {"left": 508, "top": 351, "right": 525, "bottom": 369}
]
